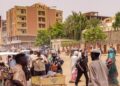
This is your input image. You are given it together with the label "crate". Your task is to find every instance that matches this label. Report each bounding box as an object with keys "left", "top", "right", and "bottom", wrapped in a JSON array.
[{"left": 32, "top": 75, "right": 66, "bottom": 86}]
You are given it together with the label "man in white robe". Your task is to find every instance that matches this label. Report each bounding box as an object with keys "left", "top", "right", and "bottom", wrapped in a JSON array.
[{"left": 89, "top": 49, "right": 109, "bottom": 86}]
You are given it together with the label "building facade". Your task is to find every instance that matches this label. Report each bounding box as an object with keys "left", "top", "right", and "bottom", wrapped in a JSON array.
[
  {"left": 84, "top": 12, "right": 109, "bottom": 21},
  {"left": 0, "top": 16, "right": 1, "bottom": 46},
  {"left": 1, "top": 20, "right": 7, "bottom": 45},
  {"left": 6, "top": 3, "right": 63, "bottom": 48}
]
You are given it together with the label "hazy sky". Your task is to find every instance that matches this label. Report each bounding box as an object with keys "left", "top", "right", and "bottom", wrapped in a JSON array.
[{"left": 0, "top": 0, "right": 120, "bottom": 20}]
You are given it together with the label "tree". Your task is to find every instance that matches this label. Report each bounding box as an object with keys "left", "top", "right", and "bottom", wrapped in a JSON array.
[
  {"left": 49, "top": 22, "right": 65, "bottom": 39},
  {"left": 35, "top": 29, "right": 50, "bottom": 46},
  {"left": 88, "top": 18, "right": 100, "bottom": 28},
  {"left": 64, "top": 11, "right": 88, "bottom": 40},
  {"left": 83, "top": 26, "right": 107, "bottom": 44},
  {"left": 112, "top": 12, "right": 120, "bottom": 31}
]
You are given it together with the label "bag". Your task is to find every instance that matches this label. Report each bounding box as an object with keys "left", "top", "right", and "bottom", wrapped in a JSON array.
[
  {"left": 71, "top": 68, "right": 78, "bottom": 81},
  {"left": 50, "top": 64, "right": 58, "bottom": 72},
  {"left": 106, "top": 58, "right": 113, "bottom": 69}
]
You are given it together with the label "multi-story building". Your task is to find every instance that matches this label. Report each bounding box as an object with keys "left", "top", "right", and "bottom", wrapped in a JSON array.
[
  {"left": 1, "top": 20, "right": 7, "bottom": 45},
  {"left": 0, "top": 17, "right": 7, "bottom": 47},
  {"left": 0, "top": 16, "right": 1, "bottom": 28},
  {"left": 0, "top": 16, "right": 1, "bottom": 46},
  {"left": 6, "top": 3, "right": 63, "bottom": 48},
  {"left": 84, "top": 12, "right": 109, "bottom": 21}
]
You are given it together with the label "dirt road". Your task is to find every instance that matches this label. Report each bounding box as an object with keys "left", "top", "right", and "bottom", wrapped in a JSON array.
[{"left": 61, "top": 53, "right": 120, "bottom": 86}]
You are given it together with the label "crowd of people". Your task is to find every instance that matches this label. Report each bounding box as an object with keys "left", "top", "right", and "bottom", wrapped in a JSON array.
[
  {"left": 0, "top": 49, "right": 64, "bottom": 86},
  {"left": 70, "top": 45, "right": 119, "bottom": 86},
  {"left": 0, "top": 44, "right": 119, "bottom": 86}
]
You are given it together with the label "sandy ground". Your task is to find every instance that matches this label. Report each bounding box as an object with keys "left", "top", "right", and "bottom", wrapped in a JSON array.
[{"left": 61, "top": 53, "right": 120, "bottom": 86}]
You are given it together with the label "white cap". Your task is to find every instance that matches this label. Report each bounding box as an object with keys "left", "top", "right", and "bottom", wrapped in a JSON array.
[
  {"left": 74, "top": 51, "right": 79, "bottom": 56},
  {"left": 91, "top": 49, "right": 100, "bottom": 53}
]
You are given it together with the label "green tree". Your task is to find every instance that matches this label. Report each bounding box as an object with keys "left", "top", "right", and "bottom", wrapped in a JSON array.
[
  {"left": 35, "top": 29, "right": 50, "bottom": 46},
  {"left": 64, "top": 11, "right": 88, "bottom": 40},
  {"left": 88, "top": 18, "right": 100, "bottom": 28},
  {"left": 112, "top": 12, "right": 120, "bottom": 31},
  {"left": 83, "top": 26, "right": 107, "bottom": 44},
  {"left": 49, "top": 22, "right": 65, "bottom": 39}
]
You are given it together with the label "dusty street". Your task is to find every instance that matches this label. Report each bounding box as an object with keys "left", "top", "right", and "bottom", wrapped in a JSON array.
[{"left": 61, "top": 53, "right": 120, "bottom": 86}]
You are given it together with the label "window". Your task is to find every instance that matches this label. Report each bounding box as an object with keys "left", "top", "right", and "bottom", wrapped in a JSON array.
[
  {"left": 19, "top": 16, "right": 26, "bottom": 21},
  {"left": 21, "top": 17, "right": 26, "bottom": 20},
  {"left": 38, "top": 17, "right": 45, "bottom": 22},
  {"left": 39, "top": 24, "right": 45, "bottom": 28},
  {"left": 18, "top": 29, "right": 27, "bottom": 34},
  {"left": 21, "top": 23, "right": 26, "bottom": 27},
  {"left": 56, "top": 13, "right": 58, "bottom": 17},
  {"left": 56, "top": 13, "right": 62, "bottom": 17},
  {"left": 21, "top": 9, "right": 26, "bottom": 14},
  {"left": 38, "top": 11, "right": 45, "bottom": 16},
  {"left": 22, "top": 30, "right": 26, "bottom": 34}
]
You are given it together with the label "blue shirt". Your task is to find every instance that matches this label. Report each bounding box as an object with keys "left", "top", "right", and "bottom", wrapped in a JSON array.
[{"left": 9, "top": 59, "right": 16, "bottom": 68}]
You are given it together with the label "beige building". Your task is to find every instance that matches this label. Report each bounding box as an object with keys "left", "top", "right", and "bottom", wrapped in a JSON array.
[
  {"left": 102, "top": 17, "right": 115, "bottom": 31},
  {"left": 1, "top": 20, "right": 7, "bottom": 45},
  {"left": 0, "top": 16, "right": 2, "bottom": 46},
  {"left": 6, "top": 3, "right": 63, "bottom": 48},
  {"left": 84, "top": 12, "right": 109, "bottom": 21},
  {"left": 87, "top": 16, "right": 120, "bottom": 53}
]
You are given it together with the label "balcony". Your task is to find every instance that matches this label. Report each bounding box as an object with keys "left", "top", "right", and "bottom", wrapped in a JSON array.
[
  {"left": 17, "top": 19, "right": 26, "bottom": 23},
  {"left": 38, "top": 10, "right": 46, "bottom": 17},
  {"left": 17, "top": 30, "right": 27, "bottom": 35},
  {"left": 16, "top": 9, "right": 26, "bottom": 16},
  {"left": 17, "top": 16, "right": 27, "bottom": 23},
  {"left": 16, "top": 12, "right": 26, "bottom": 16},
  {"left": 17, "top": 27, "right": 27, "bottom": 30},
  {"left": 17, "top": 22, "right": 27, "bottom": 29}
]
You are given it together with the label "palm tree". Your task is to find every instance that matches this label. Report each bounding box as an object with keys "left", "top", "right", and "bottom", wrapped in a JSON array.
[{"left": 64, "top": 11, "right": 88, "bottom": 40}]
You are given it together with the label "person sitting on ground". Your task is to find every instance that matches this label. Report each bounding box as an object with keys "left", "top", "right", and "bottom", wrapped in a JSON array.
[{"left": 50, "top": 51, "right": 64, "bottom": 74}]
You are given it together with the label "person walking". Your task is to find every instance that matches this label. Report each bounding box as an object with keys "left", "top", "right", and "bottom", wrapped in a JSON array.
[
  {"left": 75, "top": 51, "right": 89, "bottom": 86},
  {"left": 89, "top": 49, "right": 109, "bottom": 86},
  {"left": 69, "top": 51, "right": 79, "bottom": 83},
  {"left": 107, "top": 45, "right": 119, "bottom": 86}
]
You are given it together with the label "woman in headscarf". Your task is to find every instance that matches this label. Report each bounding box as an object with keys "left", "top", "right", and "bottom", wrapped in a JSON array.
[
  {"left": 89, "top": 49, "right": 109, "bottom": 86},
  {"left": 107, "top": 46, "right": 119, "bottom": 86},
  {"left": 69, "top": 51, "right": 79, "bottom": 83}
]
